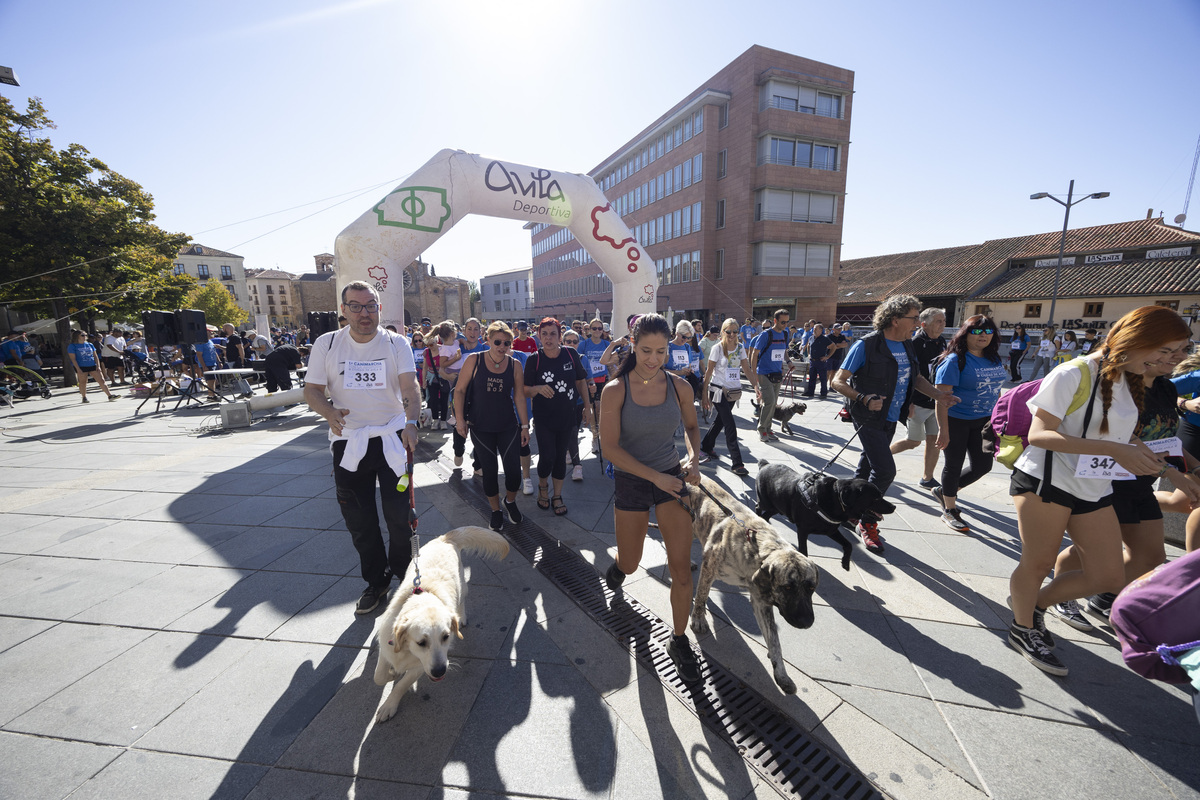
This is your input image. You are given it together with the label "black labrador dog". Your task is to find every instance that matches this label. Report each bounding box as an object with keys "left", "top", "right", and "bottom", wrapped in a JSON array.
[{"left": 755, "top": 461, "right": 896, "bottom": 570}]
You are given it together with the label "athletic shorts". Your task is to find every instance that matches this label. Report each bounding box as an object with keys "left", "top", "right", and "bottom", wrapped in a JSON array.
[
  {"left": 1110, "top": 479, "right": 1163, "bottom": 525},
  {"left": 102, "top": 356, "right": 123, "bottom": 369},
  {"left": 615, "top": 465, "right": 683, "bottom": 512},
  {"left": 77, "top": 364, "right": 99, "bottom": 374},
  {"left": 905, "top": 405, "right": 938, "bottom": 440},
  {"left": 1009, "top": 468, "right": 1113, "bottom": 515}
]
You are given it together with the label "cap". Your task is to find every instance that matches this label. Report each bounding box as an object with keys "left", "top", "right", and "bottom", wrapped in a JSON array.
[
  {"left": 420, "top": 317, "right": 431, "bottom": 324},
  {"left": 707, "top": 326, "right": 720, "bottom": 335},
  {"left": 516, "top": 321, "right": 528, "bottom": 329}
]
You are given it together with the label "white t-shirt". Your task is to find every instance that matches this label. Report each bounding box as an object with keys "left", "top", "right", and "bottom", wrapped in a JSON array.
[
  {"left": 709, "top": 344, "right": 746, "bottom": 390},
  {"left": 1037, "top": 338, "right": 1056, "bottom": 358},
  {"left": 306, "top": 327, "right": 416, "bottom": 440},
  {"left": 1013, "top": 359, "right": 1139, "bottom": 502},
  {"left": 101, "top": 335, "right": 126, "bottom": 358}
]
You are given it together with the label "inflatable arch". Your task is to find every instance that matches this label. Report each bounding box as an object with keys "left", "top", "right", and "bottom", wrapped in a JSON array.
[{"left": 333, "top": 149, "right": 657, "bottom": 332}]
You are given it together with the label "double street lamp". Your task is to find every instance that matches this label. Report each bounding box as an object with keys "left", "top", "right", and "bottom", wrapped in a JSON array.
[{"left": 1030, "top": 180, "right": 1110, "bottom": 328}]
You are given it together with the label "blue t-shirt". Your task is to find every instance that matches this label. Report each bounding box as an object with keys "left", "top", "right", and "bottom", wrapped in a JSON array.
[
  {"left": 67, "top": 342, "right": 97, "bottom": 368},
  {"left": 194, "top": 340, "right": 220, "bottom": 368},
  {"left": 668, "top": 342, "right": 693, "bottom": 373},
  {"left": 578, "top": 338, "right": 609, "bottom": 380},
  {"left": 935, "top": 351, "right": 1008, "bottom": 420},
  {"left": 752, "top": 328, "right": 789, "bottom": 375},
  {"left": 1009, "top": 332, "right": 1029, "bottom": 352},
  {"left": 0, "top": 339, "right": 24, "bottom": 362},
  {"left": 841, "top": 338, "right": 911, "bottom": 423},
  {"left": 1172, "top": 370, "right": 1200, "bottom": 427},
  {"left": 741, "top": 325, "right": 757, "bottom": 347}
]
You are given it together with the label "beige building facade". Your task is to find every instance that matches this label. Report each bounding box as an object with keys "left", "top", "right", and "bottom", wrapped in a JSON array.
[{"left": 174, "top": 244, "right": 251, "bottom": 318}]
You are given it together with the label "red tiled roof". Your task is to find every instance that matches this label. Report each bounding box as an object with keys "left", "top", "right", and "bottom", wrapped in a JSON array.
[
  {"left": 975, "top": 256, "right": 1200, "bottom": 300},
  {"left": 838, "top": 219, "right": 1200, "bottom": 301}
]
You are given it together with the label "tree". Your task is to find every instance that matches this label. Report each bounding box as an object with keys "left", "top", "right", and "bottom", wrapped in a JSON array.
[
  {"left": 184, "top": 281, "right": 248, "bottom": 328},
  {"left": 0, "top": 97, "right": 191, "bottom": 385},
  {"left": 468, "top": 280, "right": 481, "bottom": 303}
]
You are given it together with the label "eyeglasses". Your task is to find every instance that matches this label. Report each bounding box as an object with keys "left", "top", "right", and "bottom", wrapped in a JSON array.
[
  {"left": 412, "top": 338, "right": 424, "bottom": 344},
  {"left": 344, "top": 302, "right": 379, "bottom": 313},
  {"left": 590, "top": 326, "right": 603, "bottom": 331},
  {"left": 492, "top": 339, "right": 512, "bottom": 347},
  {"left": 968, "top": 327, "right": 995, "bottom": 335}
]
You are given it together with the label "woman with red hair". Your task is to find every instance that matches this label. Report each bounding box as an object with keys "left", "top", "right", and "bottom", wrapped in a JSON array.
[{"left": 1007, "top": 305, "right": 1195, "bottom": 677}]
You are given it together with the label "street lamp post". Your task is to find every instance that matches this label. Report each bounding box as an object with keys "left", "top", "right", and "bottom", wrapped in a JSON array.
[{"left": 1030, "top": 180, "right": 1110, "bottom": 328}]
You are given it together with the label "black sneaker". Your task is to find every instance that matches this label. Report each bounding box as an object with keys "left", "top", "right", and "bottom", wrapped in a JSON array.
[
  {"left": 1049, "top": 600, "right": 1094, "bottom": 631},
  {"left": 355, "top": 585, "right": 388, "bottom": 615},
  {"left": 941, "top": 508, "right": 969, "bottom": 532},
  {"left": 605, "top": 562, "right": 626, "bottom": 591},
  {"left": 668, "top": 634, "right": 703, "bottom": 684},
  {"left": 504, "top": 499, "right": 523, "bottom": 525},
  {"left": 1031, "top": 606, "right": 1055, "bottom": 648},
  {"left": 1008, "top": 622, "right": 1068, "bottom": 676},
  {"left": 699, "top": 450, "right": 718, "bottom": 464},
  {"left": 1085, "top": 592, "right": 1115, "bottom": 620},
  {"left": 931, "top": 486, "right": 946, "bottom": 510},
  {"left": 919, "top": 477, "right": 941, "bottom": 489},
  {"left": 490, "top": 509, "right": 505, "bottom": 532}
]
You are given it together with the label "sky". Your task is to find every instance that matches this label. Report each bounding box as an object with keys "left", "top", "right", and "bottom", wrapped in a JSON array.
[{"left": 3, "top": 0, "right": 1199, "bottom": 287}]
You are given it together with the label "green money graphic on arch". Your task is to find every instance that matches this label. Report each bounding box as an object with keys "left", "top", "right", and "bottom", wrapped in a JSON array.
[{"left": 373, "top": 186, "right": 452, "bottom": 233}]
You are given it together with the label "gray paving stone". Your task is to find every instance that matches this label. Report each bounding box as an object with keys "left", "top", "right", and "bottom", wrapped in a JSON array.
[
  {"left": 543, "top": 606, "right": 638, "bottom": 698},
  {"left": 916, "top": 528, "right": 1024, "bottom": 578},
  {"left": 197, "top": 494, "right": 308, "bottom": 526},
  {"left": 495, "top": 559, "right": 578, "bottom": 625},
  {"left": 260, "top": 529, "right": 357, "bottom": 575},
  {"left": 0, "top": 730, "right": 122, "bottom": 800},
  {"left": 278, "top": 650, "right": 491, "bottom": 785},
  {"left": 71, "top": 564, "right": 252, "bottom": 629},
  {"left": 194, "top": 471, "right": 293, "bottom": 496},
  {"left": 268, "top": 577, "right": 378, "bottom": 646},
  {"left": 69, "top": 749, "right": 267, "bottom": 800},
  {"left": 1116, "top": 732, "right": 1200, "bottom": 800},
  {"left": 35, "top": 516, "right": 174, "bottom": 558},
  {"left": 7, "top": 630, "right": 258, "bottom": 745},
  {"left": 16, "top": 488, "right": 141, "bottom": 517},
  {"left": 136, "top": 639, "right": 361, "bottom": 763},
  {"left": 442, "top": 660, "right": 619, "bottom": 798},
  {"left": 0, "top": 622, "right": 152, "bottom": 725},
  {"left": 451, "top": 583, "right": 522, "bottom": 662},
  {"left": 245, "top": 768, "right": 428, "bottom": 800},
  {"left": 169, "top": 570, "right": 340, "bottom": 640},
  {"left": 92, "top": 520, "right": 250, "bottom": 565},
  {"left": 854, "top": 553, "right": 1007, "bottom": 630},
  {"left": 135, "top": 489, "right": 227, "bottom": 523},
  {"left": 941, "top": 703, "right": 1180, "bottom": 800},
  {"left": 0, "top": 617, "right": 55, "bottom": 655},
  {"left": 182, "top": 525, "right": 319, "bottom": 569},
  {"left": 261, "top": 496, "right": 346, "bottom": 530},
  {"left": 0, "top": 558, "right": 169, "bottom": 620},
  {"left": 0, "top": 516, "right": 115, "bottom": 555},
  {"left": 0, "top": 511, "right": 50, "bottom": 533}
]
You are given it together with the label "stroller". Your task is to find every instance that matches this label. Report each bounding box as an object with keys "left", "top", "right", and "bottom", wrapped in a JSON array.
[
  {"left": 123, "top": 349, "right": 160, "bottom": 383},
  {"left": 0, "top": 364, "right": 51, "bottom": 405}
]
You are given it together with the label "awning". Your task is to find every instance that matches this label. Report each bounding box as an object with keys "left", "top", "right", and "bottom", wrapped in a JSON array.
[{"left": 12, "top": 319, "right": 80, "bottom": 335}]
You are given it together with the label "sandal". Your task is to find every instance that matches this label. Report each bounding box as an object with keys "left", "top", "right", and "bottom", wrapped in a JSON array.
[
  {"left": 536, "top": 483, "right": 550, "bottom": 510},
  {"left": 551, "top": 496, "right": 568, "bottom": 516}
]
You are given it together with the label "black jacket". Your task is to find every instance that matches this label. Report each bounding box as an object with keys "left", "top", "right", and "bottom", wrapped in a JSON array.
[
  {"left": 909, "top": 329, "right": 946, "bottom": 410},
  {"left": 847, "top": 331, "right": 919, "bottom": 429}
]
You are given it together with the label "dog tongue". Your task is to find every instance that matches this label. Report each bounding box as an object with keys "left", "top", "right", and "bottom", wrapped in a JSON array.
[{"left": 430, "top": 675, "right": 444, "bottom": 682}]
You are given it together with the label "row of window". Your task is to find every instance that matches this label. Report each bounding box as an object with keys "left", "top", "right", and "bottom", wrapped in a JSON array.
[
  {"left": 251, "top": 284, "right": 287, "bottom": 295},
  {"left": 753, "top": 242, "right": 834, "bottom": 277},
  {"left": 196, "top": 282, "right": 240, "bottom": 301},
  {"left": 533, "top": 273, "right": 614, "bottom": 303},
  {"left": 174, "top": 263, "right": 235, "bottom": 280},
  {"left": 755, "top": 189, "right": 838, "bottom": 224},
  {"left": 761, "top": 79, "right": 844, "bottom": 119},
  {"left": 656, "top": 251, "right": 703, "bottom": 286},
  {"left": 759, "top": 136, "right": 839, "bottom": 171},
  {"left": 492, "top": 297, "right": 530, "bottom": 312},
  {"left": 485, "top": 279, "right": 529, "bottom": 296},
  {"left": 532, "top": 227, "right": 577, "bottom": 259},
  {"left": 534, "top": 247, "right": 596, "bottom": 279},
  {"left": 631, "top": 202, "right": 704, "bottom": 247},
  {"left": 600, "top": 109, "right": 705, "bottom": 192},
  {"left": 611, "top": 154, "right": 704, "bottom": 217}
]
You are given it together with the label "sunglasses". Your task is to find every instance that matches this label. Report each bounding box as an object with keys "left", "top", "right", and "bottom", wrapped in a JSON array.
[
  {"left": 968, "top": 327, "right": 995, "bottom": 335},
  {"left": 492, "top": 339, "right": 512, "bottom": 347},
  {"left": 590, "top": 326, "right": 603, "bottom": 331}
]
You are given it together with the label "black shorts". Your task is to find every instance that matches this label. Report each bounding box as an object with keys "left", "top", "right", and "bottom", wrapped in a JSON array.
[
  {"left": 1110, "top": 478, "right": 1163, "bottom": 525},
  {"left": 77, "top": 364, "right": 99, "bottom": 374},
  {"left": 615, "top": 465, "right": 683, "bottom": 512},
  {"left": 1009, "top": 468, "right": 1114, "bottom": 515},
  {"left": 102, "top": 355, "right": 123, "bottom": 369}
]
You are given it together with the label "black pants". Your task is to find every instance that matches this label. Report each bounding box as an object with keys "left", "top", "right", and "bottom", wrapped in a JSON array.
[
  {"left": 1008, "top": 351, "right": 1026, "bottom": 381},
  {"left": 265, "top": 365, "right": 292, "bottom": 392},
  {"left": 700, "top": 395, "right": 744, "bottom": 467},
  {"left": 940, "top": 415, "right": 993, "bottom": 497},
  {"left": 854, "top": 421, "right": 898, "bottom": 494},
  {"left": 472, "top": 427, "right": 522, "bottom": 497},
  {"left": 534, "top": 423, "right": 572, "bottom": 481},
  {"left": 1180, "top": 417, "right": 1200, "bottom": 465},
  {"left": 428, "top": 378, "right": 450, "bottom": 421},
  {"left": 804, "top": 362, "right": 829, "bottom": 397},
  {"left": 332, "top": 436, "right": 412, "bottom": 589}
]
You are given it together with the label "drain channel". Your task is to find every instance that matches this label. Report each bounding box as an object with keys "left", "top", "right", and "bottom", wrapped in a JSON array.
[{"left": 422, "top": 450, "right": 885, "bottom": 800}]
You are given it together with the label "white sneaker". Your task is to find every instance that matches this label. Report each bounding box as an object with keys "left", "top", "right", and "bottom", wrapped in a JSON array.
[
  {"left": 447, "top": 415, "right": 456, "bottom": 427},
  {"left": 522, "top": 478, "right": 534, "bottom": 495},
  {"left": 571, "top": 464, "right": 584, "bottom": 481}
]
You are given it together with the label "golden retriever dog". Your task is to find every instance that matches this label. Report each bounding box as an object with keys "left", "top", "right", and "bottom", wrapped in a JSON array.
[
  {"left": 373, "top": 526, "right": 509, "bottom": 723},
  {"left": 687, "top": 477, "right": 819, "bottom": 695}
]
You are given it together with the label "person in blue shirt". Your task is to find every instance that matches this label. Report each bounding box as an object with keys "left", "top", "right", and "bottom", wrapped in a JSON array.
[
  {"left": 0, "top": 332, "right": 26, "bottom": 367},
  {"left": 193, "top": 332, "right": 223, "bottom": 400},
  {"left": 1171, "top": 352, "right": 1200, "bottom": 481},
  {"left": 832, "top": 295, "right": 957, "bottom": 553},
  {"left": 932, "top": 316, "right": 1008, "bottom": 532},
  {"left": 66, "top": 329, "right": 116, "bottom": 402},
  {"left": 577, "top": 318, "right": 611, "bottom": 451},
  {"left": 748, "top": 309, "right": 790, "bottom": 442},
  {"left": 740, "top": 318, "right": 758, "bottom": 351},
  {"left": 1008, "top": 323, "right": 1030, "bottom": 382}
]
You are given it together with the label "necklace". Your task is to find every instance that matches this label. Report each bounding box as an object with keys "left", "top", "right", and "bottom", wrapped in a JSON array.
[
  {"left": 633, "top": 367, "right": 658, "bottom": 385},
  {"left": 488, "top": 353, "right": 505, "bottom": 367}
]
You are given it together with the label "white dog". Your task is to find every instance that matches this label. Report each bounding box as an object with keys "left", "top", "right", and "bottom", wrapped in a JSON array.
[
  {"left": 417, "top": 407, "right": 433, "bottom": 429},
  {"left": 373, "top": 526, "right": 510, "bottom": 722}
]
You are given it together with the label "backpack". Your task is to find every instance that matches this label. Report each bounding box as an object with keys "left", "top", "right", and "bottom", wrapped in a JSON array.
[
  {"left": 990, "top": 358, "right": 1094, "bottom": 469},
  {"left": 1110, "top": 550, "right": 1200, "bottom": 684}
]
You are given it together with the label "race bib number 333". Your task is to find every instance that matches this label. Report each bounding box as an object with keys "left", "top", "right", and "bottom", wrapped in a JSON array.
[{"left": 344, "top": 360, "right": 386, "bottom": 390}]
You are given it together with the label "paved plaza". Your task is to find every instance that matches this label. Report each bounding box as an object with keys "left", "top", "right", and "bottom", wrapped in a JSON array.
[{"left": 0, "top": 381, "right": 1197, "bottom": 800}]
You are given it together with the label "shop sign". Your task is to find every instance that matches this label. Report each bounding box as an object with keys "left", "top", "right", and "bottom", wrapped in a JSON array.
[
  {"left": 1084, "top": 252, "right": 1123, "bottom": 264},
  {"left": 1033, "top": 257, "right": 1075, "bottom": 268},
  {"left": 1147, "top": 247, "right": 1192, "bottom": 259}
]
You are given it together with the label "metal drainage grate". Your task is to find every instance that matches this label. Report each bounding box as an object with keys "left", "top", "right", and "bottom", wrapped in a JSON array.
[{"left": 422, "top": 449, "right": 885, "bottom": 800}]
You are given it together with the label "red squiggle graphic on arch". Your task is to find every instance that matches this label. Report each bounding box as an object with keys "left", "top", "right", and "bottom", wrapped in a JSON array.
[{"left": 590, "top": 204, "right": 635, "bottom": 250}]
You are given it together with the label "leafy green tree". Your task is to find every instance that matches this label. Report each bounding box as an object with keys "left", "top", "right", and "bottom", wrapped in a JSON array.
[
  {"left": 0, "top": 96, "right": 190, "bottom": 385},
  {"left": 184, "top": 281, "right": 248, "bottom": 328}
]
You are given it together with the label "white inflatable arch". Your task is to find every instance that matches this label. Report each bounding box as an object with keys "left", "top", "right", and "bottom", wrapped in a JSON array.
[{"left": 333, "top": 149, "right": 657, "bottom": 331}]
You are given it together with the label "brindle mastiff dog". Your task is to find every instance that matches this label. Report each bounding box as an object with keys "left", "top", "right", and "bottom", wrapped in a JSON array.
[{"left": 686, "top": 476, "right": 818, "bottom": 694}]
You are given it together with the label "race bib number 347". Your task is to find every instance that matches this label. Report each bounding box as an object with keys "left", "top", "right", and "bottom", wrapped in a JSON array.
[{"left": 345, "top": 360, "right": 386, "bottom": 390}]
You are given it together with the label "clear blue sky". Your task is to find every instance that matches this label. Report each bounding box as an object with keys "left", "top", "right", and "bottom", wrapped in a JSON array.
[{"left": 3, "top": 0, "right": 1198, "bottom": 284}]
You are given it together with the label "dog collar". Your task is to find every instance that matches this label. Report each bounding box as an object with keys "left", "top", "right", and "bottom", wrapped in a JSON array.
[{"left": 816, "top": 509, "right": 842, "bottom": 526}]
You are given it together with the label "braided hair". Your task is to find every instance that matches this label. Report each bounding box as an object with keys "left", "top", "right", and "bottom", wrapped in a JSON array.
[{"left": 1095, "top": 306, "right": 1191, "bottom": 434}]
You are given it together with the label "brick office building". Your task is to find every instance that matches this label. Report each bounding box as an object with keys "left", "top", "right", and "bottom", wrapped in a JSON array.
[{"left": 529, "top": 45, "right": 854, "bottom": 328}]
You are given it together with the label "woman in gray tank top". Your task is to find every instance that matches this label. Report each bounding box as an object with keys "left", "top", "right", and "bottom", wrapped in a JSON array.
[{"left": 598, "top": 313, "right": 704, "bottom": 684}]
